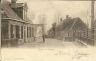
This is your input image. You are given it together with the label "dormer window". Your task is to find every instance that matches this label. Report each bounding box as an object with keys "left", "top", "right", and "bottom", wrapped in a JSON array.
[{"left": 10, "top": 2, "right": 28, "bottom": 20}]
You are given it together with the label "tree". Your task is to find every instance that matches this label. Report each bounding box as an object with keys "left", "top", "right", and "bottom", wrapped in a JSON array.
[{"left": 52, "top": 22, "right": 56, "bottom": 37}]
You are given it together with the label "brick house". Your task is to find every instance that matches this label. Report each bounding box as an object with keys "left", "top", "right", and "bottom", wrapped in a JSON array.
[
  {"left": 48, "top": 17, "right": 89, "bottom": 42},
  {"left": 1, "top": 0, "right": 43, "bottom": 47}
]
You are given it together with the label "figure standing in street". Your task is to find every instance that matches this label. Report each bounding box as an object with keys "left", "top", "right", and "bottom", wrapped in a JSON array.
[{"left": 42, "top": 34, "right": 45, "bottom": 43}]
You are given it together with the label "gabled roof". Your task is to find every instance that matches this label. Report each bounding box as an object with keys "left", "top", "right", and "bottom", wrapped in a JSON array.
[
  {"left": 1, "top": 1, "right": 22, "bottom": 21},
  {"left": 1, "top": 1, "right": 32, "bottom": 24},
  {"left": 48, "top": 17, "right": 88, "bottom": 34},
  {"left": 57, "top": 17, "right": 87, "bottom": 32}
]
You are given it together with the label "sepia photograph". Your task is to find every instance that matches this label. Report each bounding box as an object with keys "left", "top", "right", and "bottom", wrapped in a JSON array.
[{"left": 0, "top": 0, "right": 96, "bottom": 61}]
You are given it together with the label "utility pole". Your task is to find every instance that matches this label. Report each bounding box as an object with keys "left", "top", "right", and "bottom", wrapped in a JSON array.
[
  {"left": 91, "top": 0, "right": 95, "bottom": 46},
  {"left": 40, "top": 14, "right": 46, "bottom": 43},
  {"left": 0, "top": 0, "right": 1, "bottom": 48},
  {"left": 42, "top": 24, "right": 45, "bottom": 43},
  {"left": 0, "top": 0, "right": 1, "bottom": 60}
]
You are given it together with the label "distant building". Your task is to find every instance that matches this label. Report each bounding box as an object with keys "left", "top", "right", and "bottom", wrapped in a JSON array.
[
  {"left": 48, "top": 17, "right": 93, "bottom": 44},
  {"left": 1, "top": 0, "right": 43, "bottom": 47}
]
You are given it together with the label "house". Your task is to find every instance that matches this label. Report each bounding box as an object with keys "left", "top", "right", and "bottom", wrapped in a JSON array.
[
  {"left": 1, "top": 0, "right": 44, "bottom": 47},
  {"left": 48, "top": 16, "right": 89, "bottom": 42}
]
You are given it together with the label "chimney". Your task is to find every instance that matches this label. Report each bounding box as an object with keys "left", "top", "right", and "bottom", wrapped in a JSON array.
[
  {"left": 11, "top": 0, "right": 17, "bottom": 3},
  {"left": 66, "top": 15, "right": 69, "bottom": 19}
]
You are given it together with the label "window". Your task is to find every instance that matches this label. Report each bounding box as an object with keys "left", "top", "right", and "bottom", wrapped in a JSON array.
[
  {"left": 10, "top": 25, "right": 14, "bottom": 38},
  {"left": 16, "top": 25, "right": 20, "bottom": 38},
  {"left": 32, "top": 28, "right": 34, "bottom": 37},
  {"left": 30, "top": 27, "right": 31, "bottom": 37},
  {"left": 27, "top": 27, "right": 32, "bottom": 38},
  {"left": 21, "top": 26, "right": 23, "bottom": 39},
  {"left": 27, "top": 27, "right": 29, "bottom": 38}
]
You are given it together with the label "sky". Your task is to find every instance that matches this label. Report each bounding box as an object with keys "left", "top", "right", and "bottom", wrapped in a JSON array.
[{"left": 8, "top": 0, "right": 96, "bottom": 31}]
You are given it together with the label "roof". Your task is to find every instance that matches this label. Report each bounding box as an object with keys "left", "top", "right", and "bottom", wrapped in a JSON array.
[
  {"left": 1, "top": 1, "right": 22, "bottom": 21},
  {"left": 57, "top": 17, "right": 87, "bottom": 31},
  {"left": 48, "top": 17, "right": 88, "bottom": 33},
  {"left": 1, "top": 1, "right": 31, "bottom": 24}
]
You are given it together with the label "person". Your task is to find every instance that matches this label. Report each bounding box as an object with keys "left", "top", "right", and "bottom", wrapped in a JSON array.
[{"left": 42, "top": 34, "right": 45, "bottom": 43}]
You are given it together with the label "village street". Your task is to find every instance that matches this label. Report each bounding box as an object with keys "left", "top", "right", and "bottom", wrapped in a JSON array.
[
  {"left": 1, "top": 38, "right": 96, "bottom": 61},
  {"left": 1, "top": 0, "right": 96, "bottom": 61},
  {"left": 18, "top": 38, "right": 87, "bottom": 48}
]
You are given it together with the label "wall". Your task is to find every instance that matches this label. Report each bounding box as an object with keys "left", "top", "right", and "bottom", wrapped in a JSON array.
[{"left": 1, "top": 19, "right": 8, "bottom": 40}]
